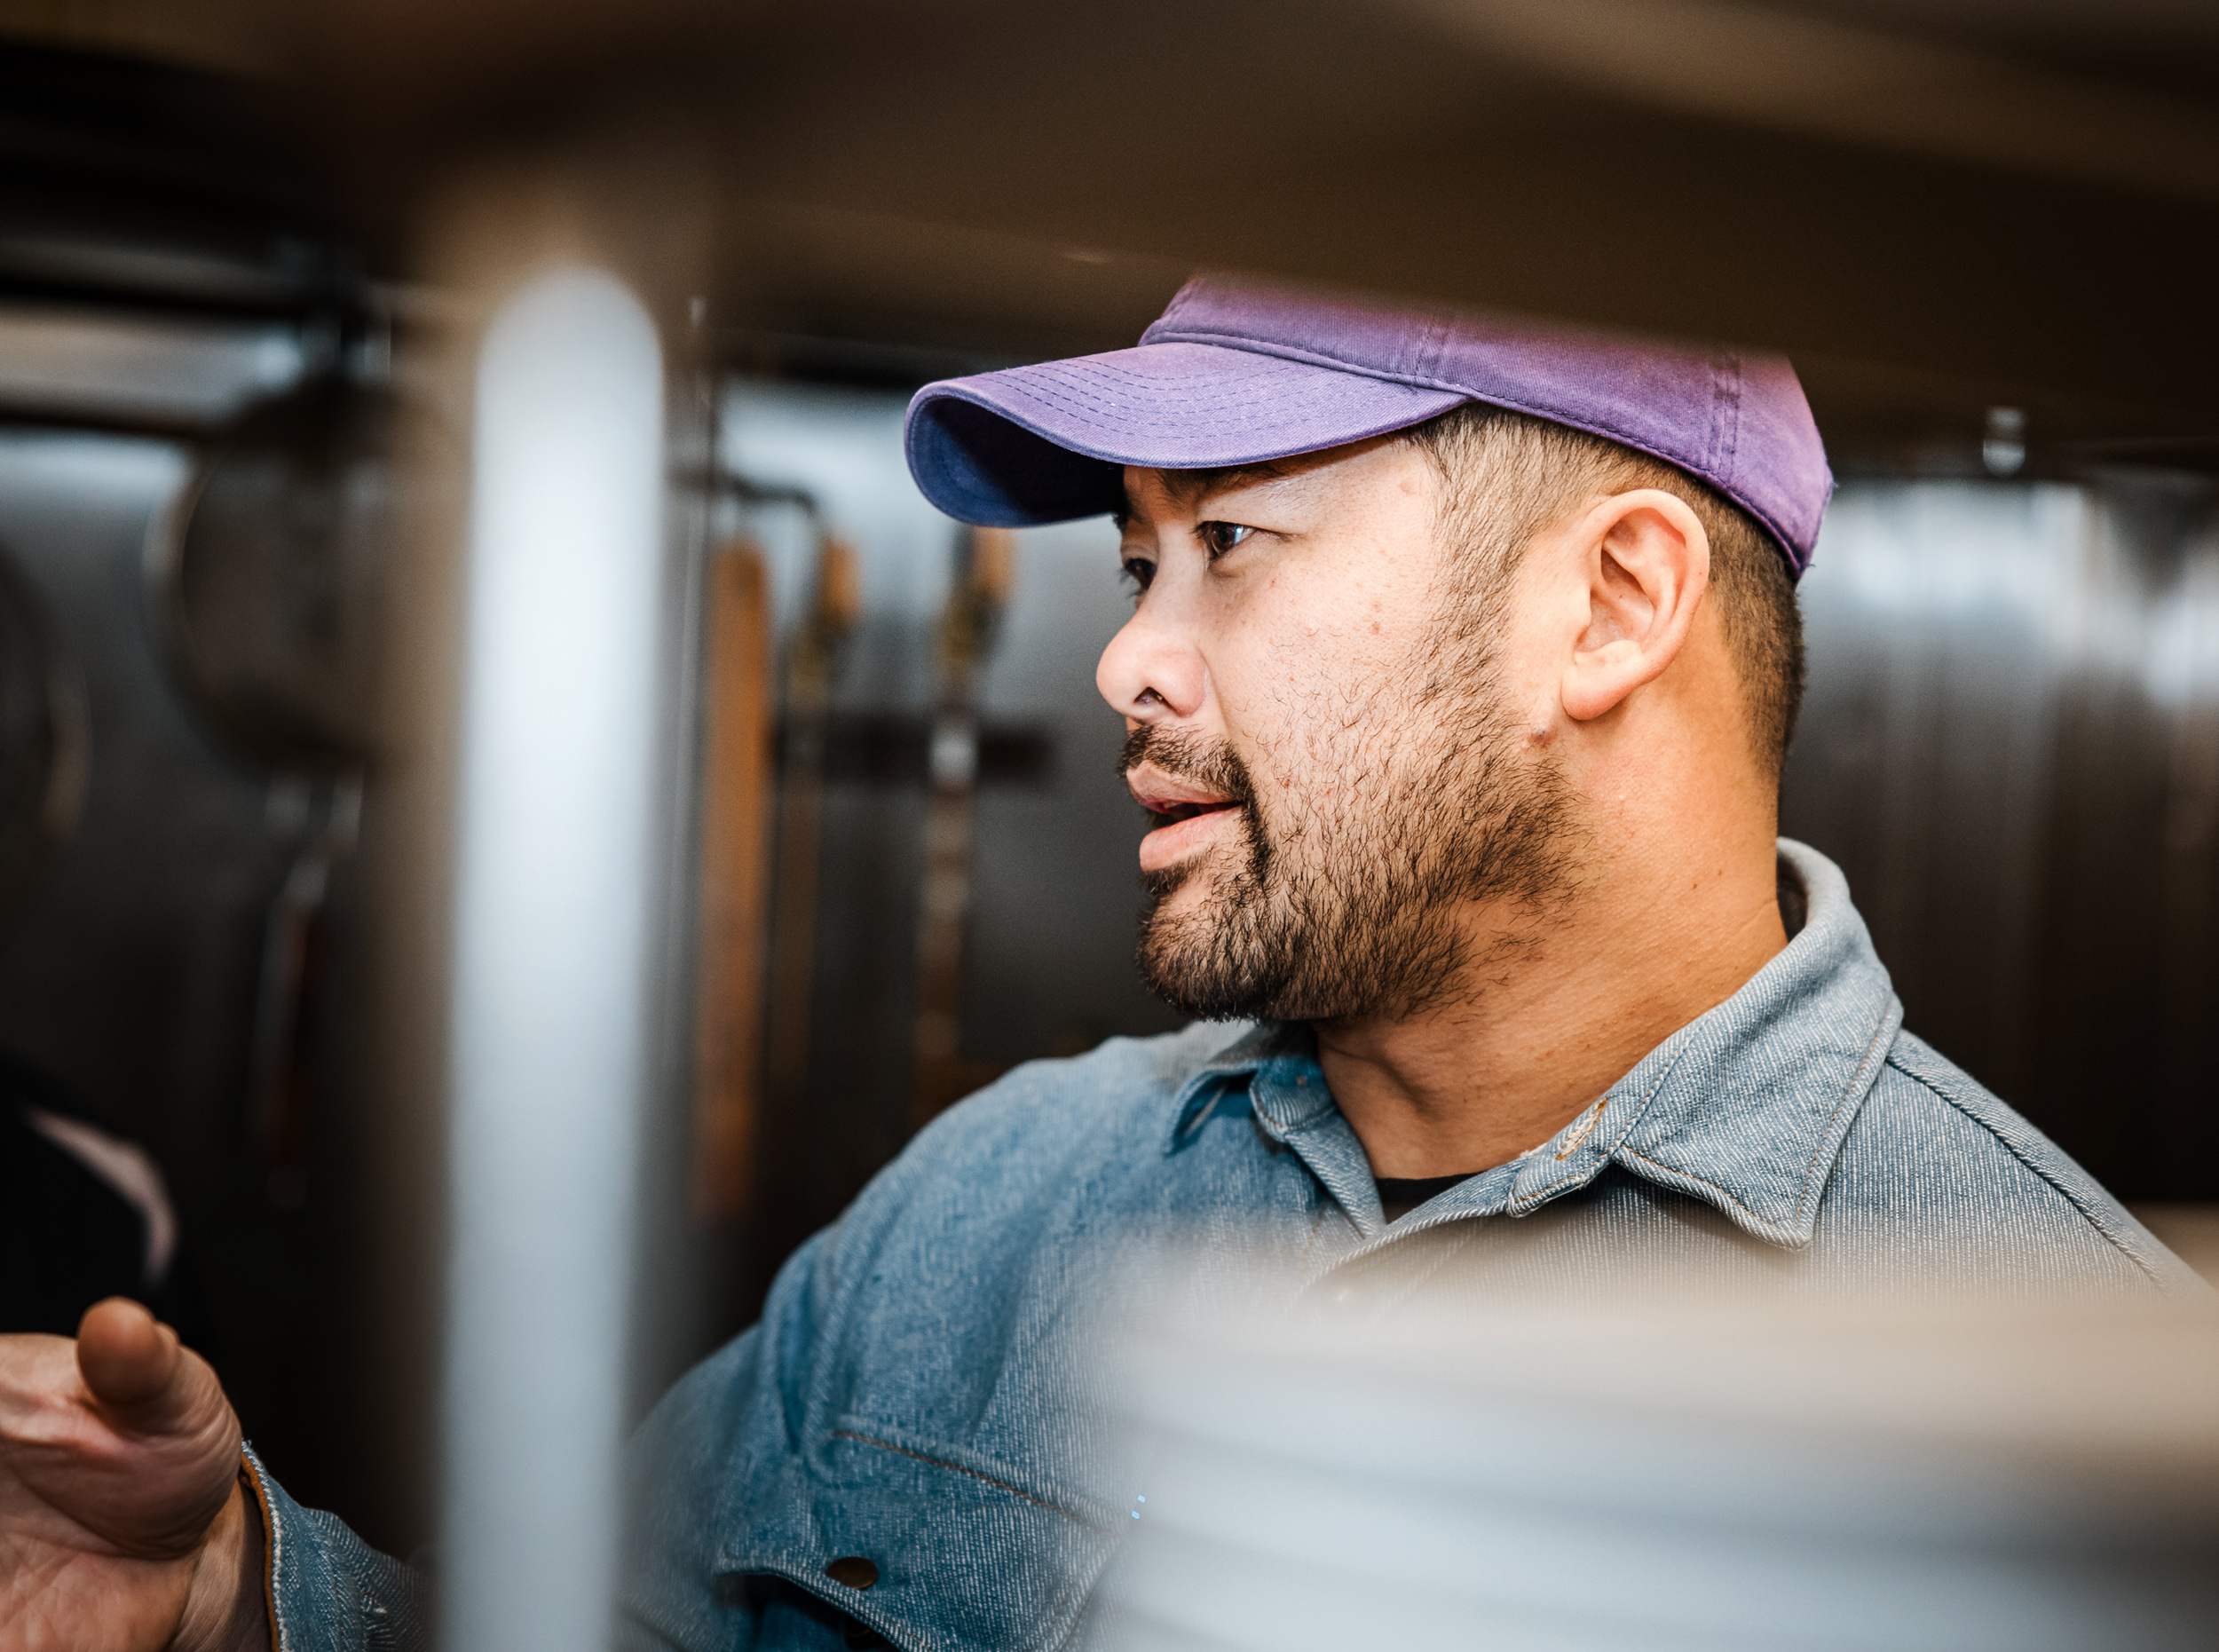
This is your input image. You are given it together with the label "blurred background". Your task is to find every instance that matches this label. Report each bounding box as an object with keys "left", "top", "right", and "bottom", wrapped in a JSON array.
[{"left": 0, "top": 0, "right": 2211, "bottom": 1577}]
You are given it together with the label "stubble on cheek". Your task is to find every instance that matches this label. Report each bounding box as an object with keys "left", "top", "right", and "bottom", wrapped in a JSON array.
[
  {"left": 1131, "top": 674, "right": 1398, "bottom": 1020},
  {"left": 1131, "top": 627, "right": 1585, "bottom": 1024}
]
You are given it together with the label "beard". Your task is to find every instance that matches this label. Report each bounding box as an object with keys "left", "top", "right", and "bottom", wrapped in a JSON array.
[{"left": 1125, "top": 656, "right": 1585, "bottom": 1024}]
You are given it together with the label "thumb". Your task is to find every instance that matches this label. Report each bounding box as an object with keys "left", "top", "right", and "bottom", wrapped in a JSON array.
[
  {"left": 67, "top": 1299, "right": 242, "bottom": 1558},
  {"left": 77, "top": 1298, "right": 199, "bottom": 1435}
]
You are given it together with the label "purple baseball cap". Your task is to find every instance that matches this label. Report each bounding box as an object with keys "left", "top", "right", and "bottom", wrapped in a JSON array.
[{"left": 904, "top": 273, "right": 1832, "bottom": 577}]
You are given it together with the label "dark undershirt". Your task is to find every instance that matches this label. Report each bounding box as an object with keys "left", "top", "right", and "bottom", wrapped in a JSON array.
[{"left": 1375, "top": 1173, "right": 1481, "bottom": 1223}]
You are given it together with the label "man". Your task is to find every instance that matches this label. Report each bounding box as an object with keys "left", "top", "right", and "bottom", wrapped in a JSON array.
[{"left": 0, "top": 275, "right": 2196, "bottom": 1652}]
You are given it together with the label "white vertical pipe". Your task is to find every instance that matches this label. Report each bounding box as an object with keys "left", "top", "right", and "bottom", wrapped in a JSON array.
[{"left": 440, "top": 266, "right": 666, "bottom": 1652}]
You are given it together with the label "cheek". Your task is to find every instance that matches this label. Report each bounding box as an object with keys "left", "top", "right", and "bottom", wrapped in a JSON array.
[
  {"left": 1491, "top": 615, "right": 1575, "bottom": 731},
  {"left": 1218, "top": 624, "right": 1418, "bottom": 826},
  {"left": 1207, "top": 535, "right": 1441, "bottom": 800},
  {"left": 1224, "top": 569, "right": 1418, "bottom": 705}
]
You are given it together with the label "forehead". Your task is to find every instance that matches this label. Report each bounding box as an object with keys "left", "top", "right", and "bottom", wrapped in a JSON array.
[
  {"left": 1119, "top": 435, "right": 1418, "bottom": 523},
  {"left": 1118, "top": 462, "right": 1292, "bottom": 523}
]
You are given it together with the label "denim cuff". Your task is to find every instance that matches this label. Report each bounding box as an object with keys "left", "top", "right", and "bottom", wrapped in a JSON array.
[{"left": 241, "top": 1443, "right": 430, "bottom": 1652}]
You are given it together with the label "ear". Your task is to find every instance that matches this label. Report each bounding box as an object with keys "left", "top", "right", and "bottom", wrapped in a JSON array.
[{"left": 1560, "top": 489, "right": 1710, "bottom": 723}]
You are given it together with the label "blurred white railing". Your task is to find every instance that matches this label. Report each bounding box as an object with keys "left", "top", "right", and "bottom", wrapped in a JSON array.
[{"left": 439, "top": 265, "right": 666, "bottom": 1652}]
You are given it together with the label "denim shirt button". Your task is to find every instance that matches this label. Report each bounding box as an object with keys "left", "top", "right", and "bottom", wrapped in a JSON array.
[{"left": 825, "top": 1556, "right": 880, "bottom": 1590}]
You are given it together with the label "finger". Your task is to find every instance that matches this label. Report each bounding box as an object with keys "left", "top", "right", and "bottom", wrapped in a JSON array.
[
  {"left": 76, "top": 1297, "right": 184, "bottom": 1418},
  {"left": 19, "top": 1302, "right": 243, "bottom": 1566}
]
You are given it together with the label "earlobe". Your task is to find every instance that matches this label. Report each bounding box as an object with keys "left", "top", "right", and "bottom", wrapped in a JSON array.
[{"left": 1558, "top": 490, "right": 1709, "bottom": 724}]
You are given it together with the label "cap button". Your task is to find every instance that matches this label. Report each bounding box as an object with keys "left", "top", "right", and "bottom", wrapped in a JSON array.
[{"left": 825, "top": 1556, "right": 880, "bottom": 1591}]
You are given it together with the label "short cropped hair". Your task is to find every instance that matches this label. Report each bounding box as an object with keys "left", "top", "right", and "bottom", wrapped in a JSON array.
[{"left": 1402, "top": 404, "right": 1806, "bottom": 779}]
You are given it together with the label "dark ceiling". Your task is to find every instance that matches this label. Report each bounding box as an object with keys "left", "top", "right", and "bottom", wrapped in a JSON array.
[{"left": 3, "top": 0, "right": 2215, "bottom": 470}]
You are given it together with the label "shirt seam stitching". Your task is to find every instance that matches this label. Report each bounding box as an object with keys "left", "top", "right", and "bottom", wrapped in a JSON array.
[
  {"left": 1561, "top": 1036, "right": 1693, "bottom": 1181},
  {"left": 1166, "top": 1064, "right": 1260, "bottom": 1151},
  {"left": 1882, "top": 1055, "right": 2168, "bottom": 1286},
  {"left": 241, "top": 1445, "right": 286, "bottom": 1652},
  {"left": 1496, "top": 1046, "right": 1692, "bottom": 1219},
  {"left": 1267, "top": 1093, "right": 1338, "bottom": 1132},
  {"left": 1171, "top": 1079, "right": 1231, "bottom": 1147},
  {"left": 827, "top": 1430, "right": 1114, "bottom": 1533},
  {"left": 1789, "top": 1004, "right": 1902, "bottom": 1229},
  {"left": 1615, "top": 1145, "right": 1787, "bottom": 1236}
]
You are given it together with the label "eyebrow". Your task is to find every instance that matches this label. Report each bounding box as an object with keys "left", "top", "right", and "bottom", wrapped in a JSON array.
[{"left": 1118, "top": 461, "right": 1296, "bottom": 525}]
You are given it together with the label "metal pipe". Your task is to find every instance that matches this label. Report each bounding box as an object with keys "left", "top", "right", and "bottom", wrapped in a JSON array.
[{"left": 438, "top": 265, "right": 666, "bottom": 1652}]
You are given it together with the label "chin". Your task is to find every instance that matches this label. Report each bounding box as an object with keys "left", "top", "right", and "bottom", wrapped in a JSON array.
[
  {"left": 1134, "top": 908, "right": 1291, "bottom": 1024},
  {"left": 1148, "top": 866, "right": 1213, "bottom": 916}
]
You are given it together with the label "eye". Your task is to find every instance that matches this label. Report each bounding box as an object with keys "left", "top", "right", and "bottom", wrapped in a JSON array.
[
  {"left": 1197, "top": 521, "right": 1255, "bottom": 558},
  {"left": 1120, "top": 556, "right": 1157, "bottom": 596}
]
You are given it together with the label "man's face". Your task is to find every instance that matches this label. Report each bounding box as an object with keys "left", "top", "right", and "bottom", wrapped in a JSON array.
[{"left": 1096, "top": 437, "right": 1584, "bottom": 1024}]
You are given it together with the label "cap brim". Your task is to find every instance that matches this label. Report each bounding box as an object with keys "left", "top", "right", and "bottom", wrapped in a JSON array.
[{"left": 904, "top": 342, "right": 1467, "bottom": 526}]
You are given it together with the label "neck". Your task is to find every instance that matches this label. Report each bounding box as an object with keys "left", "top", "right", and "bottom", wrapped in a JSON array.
[{"left": 1315, "top": 818, "right": 1788, "bottom": 1180}]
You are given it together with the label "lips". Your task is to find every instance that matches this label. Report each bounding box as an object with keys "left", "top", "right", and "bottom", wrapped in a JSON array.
[
  {"left": 1125, "top": 765, "right": 1241, "bottom": 822},
  {"left": 1144, "top": 795, "right": 1240, "bottom": 825},
  {"left": 1125, "top": 761, "right": 1247, "bottom": 874}
]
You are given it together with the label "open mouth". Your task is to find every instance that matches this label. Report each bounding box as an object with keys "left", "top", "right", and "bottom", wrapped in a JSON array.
[
  {"left": 1125, "top": 759, "right": 1252, "bottom": 873},
  {"left": 1146, "top": 797, "right": 1242, "bottom": 826}
]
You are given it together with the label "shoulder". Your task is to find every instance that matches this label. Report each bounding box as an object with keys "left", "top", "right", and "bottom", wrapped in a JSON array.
[
  {"left": 870, "top": 1021, "right": 1246, "bottom": 1188},
  {"left": 1826, "top": 1030, "right": 2199, "bottom": 1292},
  {"left": 799, "top": 1021, "right": 1251, "bottom": 1284},
  {"left": 659, "top": 1024, "right": 1255, "bottom": 1521}
]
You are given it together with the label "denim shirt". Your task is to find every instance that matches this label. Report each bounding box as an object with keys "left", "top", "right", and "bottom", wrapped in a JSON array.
[{"left": 244, "top": 841, "right": 2199, "bottom": 1652}]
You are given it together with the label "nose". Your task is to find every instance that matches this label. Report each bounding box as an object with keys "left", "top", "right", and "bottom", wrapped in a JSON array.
[{"left": 1097, "top": 599, "right": 1207, "bottom": 723}]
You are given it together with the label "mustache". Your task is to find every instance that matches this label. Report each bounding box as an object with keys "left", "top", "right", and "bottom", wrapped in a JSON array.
[{"left": 1117, "top": 725, "right": 1257, "bottom": 806}]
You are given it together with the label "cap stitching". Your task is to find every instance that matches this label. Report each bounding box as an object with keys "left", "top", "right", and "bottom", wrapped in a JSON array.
[
  {"left": 1711, "top": 352, "right": 1743, "bottom": 492},
  {"left": 928, "top": 378, "right": 1464, "bottom": 469},
  {"left": 1399, "top": 312, "right": 1451, "bottom": 380},
  {"left": 1126, "top": 329, "right": 1802, "bottom": 560},
  {"left": 1008, "top": 358, "right": 1435, "bottom": 424},
  {"left": 1003, "top": 377, "right": 1452, "bottom": 447},
  {"left": 1147, "top": 323, "right": 1497, "bottom": 393},
  {"left": 916, "top": 340, "right": 1810, "bottom": 567},
  {"left": 979, "top": 375, "right": 1301, "bottom": 435}
]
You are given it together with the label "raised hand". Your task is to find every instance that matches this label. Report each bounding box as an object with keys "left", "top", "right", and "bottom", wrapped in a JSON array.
[{"left": 0, "top": 1299, "right": 265, "bottom": 1652}]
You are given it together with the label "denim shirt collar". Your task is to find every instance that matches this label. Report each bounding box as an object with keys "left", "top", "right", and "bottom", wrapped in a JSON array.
[{"left": 1165, "top": 839, "right": 1903, "bottom": 1251}]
